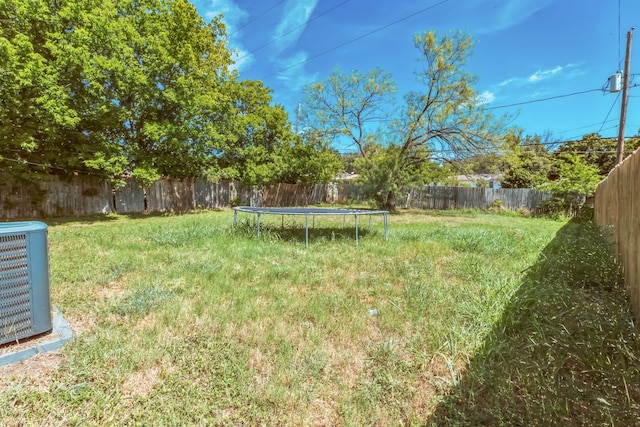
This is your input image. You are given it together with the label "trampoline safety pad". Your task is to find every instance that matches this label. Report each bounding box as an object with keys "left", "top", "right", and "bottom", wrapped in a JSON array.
[{"left": 232, "top": 206, "right": 389, "bottom": 247}]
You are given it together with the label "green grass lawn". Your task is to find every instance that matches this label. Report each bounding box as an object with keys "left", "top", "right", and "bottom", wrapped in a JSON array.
[{"left": 1, "top": 209, "right": 639, "bottom": 425}]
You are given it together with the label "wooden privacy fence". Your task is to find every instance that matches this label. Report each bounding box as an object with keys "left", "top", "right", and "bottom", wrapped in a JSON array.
[
  {"left": 0, "top": 176, "right": 113, "bottom": 218},
  {"left": 406, "top": 186, "right": 552, "bottom": 211},
  {"left": 341, "top": 185, "right": 552, "bottom": 213},
  {"left": 594, "top": 148, "right": 640, "bottom": 320},
  {"left": 262, "top": 183, "right": 326, "bottom": 207},
  {"left": 0, "top": 177, "right": 327, "bottom": 219},
  {"left": 1, "top": 176, "right": 551, "bottom": 219}
]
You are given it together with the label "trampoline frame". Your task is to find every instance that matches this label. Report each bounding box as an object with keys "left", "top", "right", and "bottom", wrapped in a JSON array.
[{"left": 232, "top": 206, "right": 389, "bottom": 247}]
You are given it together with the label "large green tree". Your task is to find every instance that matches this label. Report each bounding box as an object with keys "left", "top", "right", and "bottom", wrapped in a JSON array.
[
  {"left": 1, "top": 0, "right": 307, "bottom": 189},
  {"left": 1, "top": 0, "right": 235, "bottom": 183},
  {"left": 55, "top": 0, "right": 235, "bottom": 184},
  {"left": 303, "top": 31, "right": 505, "bottom": 210},
  {"left": 0, "top": 0, "right": 81, "bottom": 182}
]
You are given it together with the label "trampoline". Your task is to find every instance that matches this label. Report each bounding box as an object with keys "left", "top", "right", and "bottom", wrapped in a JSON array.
[{"left": 232, "top": 206, "right": 389, "bottom": 247}]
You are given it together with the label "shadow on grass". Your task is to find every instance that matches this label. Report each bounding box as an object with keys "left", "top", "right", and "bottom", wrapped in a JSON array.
[
  {"left": 42, "top": 209, "right": 226, "bottom": 226},
  {"left": 233, "top": 218, "right": 378, "bottom": 246},
  {"left": 429, "top": 216, "right": 640, "bottom": 425}
]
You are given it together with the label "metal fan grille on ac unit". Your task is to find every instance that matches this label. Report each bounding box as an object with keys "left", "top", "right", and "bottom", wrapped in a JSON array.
[{"left": 0, "top": 234, "right": 33, "bottom": 343}]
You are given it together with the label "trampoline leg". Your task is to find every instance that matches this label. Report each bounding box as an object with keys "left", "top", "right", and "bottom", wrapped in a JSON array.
[
  {"left": 368, "top": 214, "right": 372, "bottom": 230},
  {"left": 281, "top": 215, "right": 284, "bottom": 230},
  {"left": 384, "top": 213, "right": 388, "bottom": 241},
  {"left": 233, "top": 210, "right": 237, "bottom": 228},
  {"left": 355, "top": 214, "right": 359, "bottom": 248},
  {"left": 343, "top": 215, "right": 346, "bottom": 228},
  {"left": 305, "top": 214, "right": 309, "bottom": 248},
  {"left": 257, "top": 213, "right": 261, "bottom": 239}
]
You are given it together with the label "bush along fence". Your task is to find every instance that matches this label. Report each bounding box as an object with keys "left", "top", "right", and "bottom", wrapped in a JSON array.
[
  {"left": 594, "top": 146, "right": 640, "bottom": 321},
  {"left": 0, "top": 176, "right": 553, "bottom": 219}
]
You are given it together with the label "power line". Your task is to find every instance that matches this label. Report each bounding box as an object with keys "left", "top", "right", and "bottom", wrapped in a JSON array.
[
  {"left": 228, "top": 1, "right": 286, "bottom": 37},
  {"left": 561, "top": 125, "right": 619, "bottom": 142},
  {"left": 557, "top": 119, "right": 617, "bottom": 135},
  {"left": 485, "top": 88, "right": 603, "bottom": 110},
  {"left": 598, "top": 91, "right": 620, "bottom": 133},
  {"left": 261, "top": 0, "right": 449, "bottom": 79},
  {"left": 236, "top": 0, "right": 353, "bottom": 60}
]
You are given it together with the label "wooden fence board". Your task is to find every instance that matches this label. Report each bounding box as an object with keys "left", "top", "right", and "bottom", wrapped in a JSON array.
[
  {"left": 194, "top": 180, "right": 232, "bottom": 209},
  {"left": 0, "top": 182, "right": 37, "bottom": 219},
  {"left": 262, "top": 183, "right": 319, "bottom": 207},
  {"left": 402, "top": 186, "right": 551, "bottom": 212},
  {"left": 44, "top": 177, "right": 112, "bottom": 216},
  {"left": 0, "top": 176, "right": 112, "bottom": 219},
  {"left": 146, "top": 179, "right": 195, "bottom": 213},
  {"left": 115, "top": 180, "right": 145, "bottom": 213},
  {"left": 408, "top": 186, "right": 457, "bottom": 210},
  {"left": 594, "top": 146, "right": 640, "bottom": 320},
  {"left": 309, "top": 184, "right": 327, "bottom": 205}
]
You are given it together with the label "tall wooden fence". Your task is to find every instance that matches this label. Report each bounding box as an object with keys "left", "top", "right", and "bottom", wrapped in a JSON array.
[
  {"left": 1, "top": 176, "right": 551, "bottom": 219},
  {"left": 0, "top": 176, "right": 114, "bottom": 219},
  {"left": 404, "top": 186, "right": 552, "bottom": 212},
  {"left": 0, "top": 177, "right": 328, "bottom": 219},
  {"left": 336, "top": 184, "right": 552, "bottom": 213},
  {"left": 594, "top": 148, "right": 640, "bottom": 320}
]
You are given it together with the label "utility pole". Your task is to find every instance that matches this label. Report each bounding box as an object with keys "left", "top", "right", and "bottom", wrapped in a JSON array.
[{"left": 616, "top": 27, "right": 634, "bottom": 165}]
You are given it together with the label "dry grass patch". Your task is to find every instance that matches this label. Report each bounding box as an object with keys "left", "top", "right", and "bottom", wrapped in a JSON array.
[
  {"left": 121, "top": 364, "right": 165, "bottom": 399},
  {"left": 0, "top": 351, "right": 64, "bottom": 393},
  {"left": 96, "top": 281, "right": 127, "bottom": 300}
]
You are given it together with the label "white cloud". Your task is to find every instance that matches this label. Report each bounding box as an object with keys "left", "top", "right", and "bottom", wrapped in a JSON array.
[
  {"left": 528, "top": 66, "right": 563, "bottom": 83},
  {"left": 498, "top": 64, "right": 583, "bottom": 88},
  {"left": 229, "top": 47, "right": 255, "bottom": 72},
  {"left": 477, "top": 90, "right": 496, "bottom": 105},
  {"left": 498, "top": 78, "right": 516, "bottom": 87},
  {"left": 274, "top": 52, "right": 319, "bottom": 89},
  {"left": 272, "top": 0, "right": 319, "bottom": 54},
  {"left": 474, "top": 0, "right": 555, "bottom": 34},
  {"left": 486, "top": 63, "right": 587, "bottom": 105},
  {"left": 200, "top": 1, "right": 254, "bottom": 72},
  {"left": 267, "top": 0, "right": 320, "bottom": 90},
  {"left": 204, "top": 0, "right": 248, "bottom": 35}
]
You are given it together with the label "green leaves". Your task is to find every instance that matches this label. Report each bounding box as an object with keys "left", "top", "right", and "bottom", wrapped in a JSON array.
[
  {"left": 302, "top": 66, "right": 396, "bottom": 158},
  {"left": 501, "top": 131, "right": 554, "bottom": 189},
  {"left": 1, "top": 0, "right": 297, "bottom": 188},
  {"left": 554, "top": 132, "right": 640, "bottom": 176},
  {"left": 538, "top": 153, "right": 602, "bottom": 197}
]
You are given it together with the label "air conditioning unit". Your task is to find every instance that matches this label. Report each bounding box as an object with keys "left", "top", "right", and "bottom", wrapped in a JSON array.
[{"left": 0, "top": 221, "right": 52, "bottom": 345}]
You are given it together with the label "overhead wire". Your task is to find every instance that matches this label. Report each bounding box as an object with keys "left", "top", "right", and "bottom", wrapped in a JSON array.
[
  {"left": 598, "top": 91, "right": 621, "bottom": 134},
  {"left": 557, "top": 119, "right": 617, "bottom": 135},
  {"left": 260, "top": 0, "right": 449, "bottom": 79},
  {"left": 227, "top": 0, "right": 286, "bottom": 37},
  {"left": 484, "top": 88, "right": 603, "bottom": 110},
  {"left": 235, "top": 0, "right": 353, "bottom": 60}
]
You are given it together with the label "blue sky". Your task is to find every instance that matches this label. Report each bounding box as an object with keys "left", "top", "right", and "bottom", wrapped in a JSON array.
[{"left": 193, "top": 0, "right": 640, "bottom": 145}]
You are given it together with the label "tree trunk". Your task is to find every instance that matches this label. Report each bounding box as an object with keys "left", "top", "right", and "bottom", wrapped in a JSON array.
[{"left": 377, "top": 190, "right": 396, "bottom": 212}]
